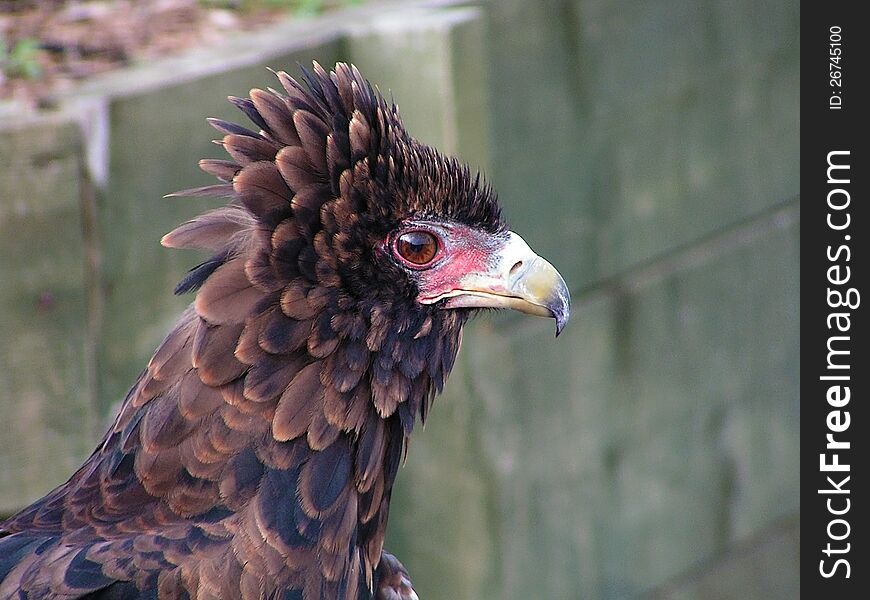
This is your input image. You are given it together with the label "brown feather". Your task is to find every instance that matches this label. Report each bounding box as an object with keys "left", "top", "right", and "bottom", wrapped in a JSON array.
[
  {"left": 280, "top": 281, "right": 318, "bottom": 320},
  {"left": 239, "top": 565, "right": 265, "bottom": 600},
  {"left": 161, "top": 207, "right": 253, "bottom": 251},
  {"left": 208, "top": 116, "right": 262, "bottom": 139},
  {"left": 234, "top": 161, "right": 292, "bottom": 221},
  {"left": 166, "top": 183, "right": 236, "bottom": 198},
  {"left": 192, "top": 320, "right": 248, "bottom": 386},
  {"left": 199, "top": 158, "right": 242, "bottom": 182},
  {"left": 348, "top": 110, "right": 371, "bottom": 164},
  {"left": 320, "top": 493, "right": 357, "bottom": 557},
  {"left": 318, "top": 548, "right": 348, "bottom": 583},
  {"left": 244, "top": 353, "right": 307, "bottom": 404},
  {"left": 207, "top": 409, "right": 250, "bottom": 454},
  {"left": 180, "top": 427, "right": 223, "bottom": 468},
  {"left": 250, "top": 88, "right": 301, "bottom": 147},
  {"left": 235, "top": 308, "right": 272, "bottom": 366},
  {"left": 255, "top": 438, "right": 307, "bottom": 472},
  {"left": 165, "top": 476, "right": 219, "bottom": 518},
  {"left": 326, "top": 134, "right": 349, "bottom": 193},
  {"left": 140, "top": 392, "right": 198, "bottom": 452},
  {"left": 355, "top": 412, "right": 385, "bottom": 492},
  {"left": 321, "top": 385, "right": 348, "bottom": 430},
  {"left": 306, "top": 409, "right": 340, "bottom": 451},
  {"left": 220, "top": 403, "right": 268, "bottom": 435},
  {"left": 259, "top": 310, "right": 311, "bottom": 355},
  {"left": 307, "top": 314, "right": 340, "bottom": 359},
  {"left": 276, "top": 145, "right": 318, "bottom": 192},
  {"left": 371, "top": 372, "right": 410, "bottom": 418},
  {"left": 324, "top": 348, "right": 366, "bottom": 394},
  {"left": 298, "top": 438, "right": 351, "bottom": 519},
  {"left": 195, "top": 258, "right": 266, "bottom": 325},
  {"left": 245, "top": 250, "right": 283, "bottom": 293},
  {"left": 222, "top": 134, "right": 279, "bottom": 165},
  {"left": 176, "top": 370, "right": 225, "bottom": 420},
  {"left": 277, "top": 70, "right": 321, "bottom": 115},
  {"left": 135, "top": 446, "right": 183, "bottom": 497},
  {"left": 290, "top": 184, "right": 329, "bottom": 218},
  {"left": 365, "top": 504, "right": 389, "bottom": 581},
  {"left": 148, "top": 310, "right": 197, "bottom": 380},
  {"left": 358, "top": 469, "right": 384, "bottom": 526},
  {"left": 272, "top": 362, "right": 322, "bottom": 442},
  {"left": 293, "top": 110, "right": 330, "bottom": 176},
  {"left": 345, "top": 381, "right": 372, "bottom": 434}
]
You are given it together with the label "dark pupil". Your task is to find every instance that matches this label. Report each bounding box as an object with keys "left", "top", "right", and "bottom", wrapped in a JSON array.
[{"left": 397, "top": 231, "right": 437, "bottom": 264}]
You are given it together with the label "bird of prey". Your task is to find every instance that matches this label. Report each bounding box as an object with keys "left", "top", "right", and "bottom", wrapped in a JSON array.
[{"left": 0, "top": 62, "right": 569, "bottom": 600}]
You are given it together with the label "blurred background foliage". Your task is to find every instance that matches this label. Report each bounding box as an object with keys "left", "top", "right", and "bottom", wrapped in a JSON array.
[
  {"left": 0, "top": 0, "right": 368, "bottom": 102},
  {"left": 0, "top": 1, "right": 799, "bottom": 599},
  {"left": 0, "top": 36, "right": 43, "bottom": 80},
  {"left": 197, "top": 0, "right": 362, "bottom": 16}
]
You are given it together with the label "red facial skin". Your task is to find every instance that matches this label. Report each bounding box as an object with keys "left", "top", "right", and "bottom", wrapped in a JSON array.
[
  {"left": 385, "top": 220, "right": 505, "bottom": 304},
  {"left": 383, "top": 219, "right": 569, "bottom": 333}
]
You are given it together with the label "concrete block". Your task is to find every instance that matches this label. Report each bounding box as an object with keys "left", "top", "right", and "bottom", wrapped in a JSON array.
[{"left": 0, "top": 119, "right": 98, "bottom": 513}]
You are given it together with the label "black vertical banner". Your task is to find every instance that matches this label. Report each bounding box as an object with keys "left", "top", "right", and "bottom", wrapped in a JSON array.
[{"left": 802, "top": 3, "right": 867, "bottom": 597}]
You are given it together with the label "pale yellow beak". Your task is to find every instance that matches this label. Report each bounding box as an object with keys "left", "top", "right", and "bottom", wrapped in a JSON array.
[{"left": 427, "top": 232, "right": 571, "bottom": 336}]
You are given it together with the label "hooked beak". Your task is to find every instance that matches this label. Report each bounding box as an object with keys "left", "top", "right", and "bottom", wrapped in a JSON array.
[{"left": 422, "top": 232, "right": 571, "bottom": 336}]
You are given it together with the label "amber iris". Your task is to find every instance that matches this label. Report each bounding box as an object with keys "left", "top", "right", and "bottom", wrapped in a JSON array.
[{"left": 396, "top": 230, "right": 439, "bottom": 266}]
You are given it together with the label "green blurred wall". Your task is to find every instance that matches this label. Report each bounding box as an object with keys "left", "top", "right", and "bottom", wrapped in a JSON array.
[{"left": 0, "top": 1, "right": 799, "bottom": 598}]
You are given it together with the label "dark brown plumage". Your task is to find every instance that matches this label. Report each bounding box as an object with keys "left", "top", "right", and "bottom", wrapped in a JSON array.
[{"left": 0, "top": 62, "right": 569, "bottom": 600}]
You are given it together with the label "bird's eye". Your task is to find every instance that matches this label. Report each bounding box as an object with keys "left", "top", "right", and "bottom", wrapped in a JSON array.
[{"left": 395, "top": 230, "right": 439, "bottom": 267}]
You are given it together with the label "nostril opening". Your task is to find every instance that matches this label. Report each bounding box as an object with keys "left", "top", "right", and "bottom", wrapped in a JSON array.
[{"left": 509, "top": 261, "right": 524, "bottom": 276}]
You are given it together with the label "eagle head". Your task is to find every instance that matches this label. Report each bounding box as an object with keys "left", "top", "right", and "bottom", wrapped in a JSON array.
[{"left": 163, "top": 62, "right": 570, "bottom": 431}]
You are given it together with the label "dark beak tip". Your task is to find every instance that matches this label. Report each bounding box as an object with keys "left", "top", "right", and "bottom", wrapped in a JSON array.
[
  {"left": 554, "top": 311, "right": 569, "bottom": 337},
  {"left": 551, "top": 296, "right": 570, "bottom": 338}
]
